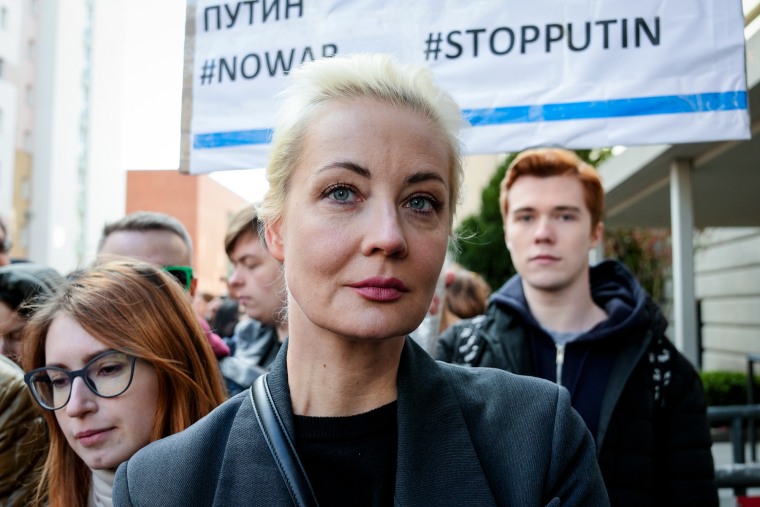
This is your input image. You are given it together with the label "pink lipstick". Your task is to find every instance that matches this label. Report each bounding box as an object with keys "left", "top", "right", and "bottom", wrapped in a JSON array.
[{"left": 350, "top": 277, "right": 408, "bottom": 302}]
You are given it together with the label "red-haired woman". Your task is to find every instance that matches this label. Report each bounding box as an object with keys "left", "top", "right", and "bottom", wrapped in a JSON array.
[{"left": 22, "top": 260, "right": 227, "bottom": 507}]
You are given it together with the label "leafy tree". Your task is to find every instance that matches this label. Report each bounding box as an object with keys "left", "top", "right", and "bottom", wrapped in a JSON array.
[
  {"left": 453, "top": 154, "right": 515, "bottom": 292},
  {"left": 604, "top": 228, "right": 670, "bottom": 303}
]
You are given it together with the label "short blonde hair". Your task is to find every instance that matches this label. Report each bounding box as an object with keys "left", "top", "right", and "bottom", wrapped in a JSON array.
[{"left": 258, "top": 53, "right": 467, "bottom": 231}]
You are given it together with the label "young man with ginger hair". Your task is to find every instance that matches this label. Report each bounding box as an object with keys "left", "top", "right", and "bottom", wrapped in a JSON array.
[{"left": 437, "top": 148, "right": 717, "bottom": 506}]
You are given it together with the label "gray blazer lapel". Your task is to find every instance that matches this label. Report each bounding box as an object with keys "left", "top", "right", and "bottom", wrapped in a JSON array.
[
  {"left": 210, "top": 342, "right": 299, "bottom": 505},
  {"left": 395, "top": 338, "right": 497, "bottom": 506},
  {"left": 265, "top": 339, "right": 296, "bottom": 438},
  {"left": 263, "top": 338, "right": 497, "bottom": 505}
]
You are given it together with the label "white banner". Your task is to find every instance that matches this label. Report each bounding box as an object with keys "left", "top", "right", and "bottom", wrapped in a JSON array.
[{"left": 181, "top": 0, "right": 749, "bottom": 174}]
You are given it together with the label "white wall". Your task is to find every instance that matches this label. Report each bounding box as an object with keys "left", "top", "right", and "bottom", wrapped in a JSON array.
[
  {"left": 0, "top": 1, "right": 21, "bottom": 63},
  {"left": 28, "top": 0, "right": 124, "bottom": 272},
  {"left": 29, "top": 0, "right": 84, "bottom": 270},
  {"left": 0, "top": 82, "right": 17, "bottom": 218},
  {"left": 696, "top": 227, "right": 760, "bottom": 371},
  {"left": 0, "top": 0, "right": 20, "bottom": 221},
  {"left": 82, "top": 0, "right": 125, "bottom": 264}
]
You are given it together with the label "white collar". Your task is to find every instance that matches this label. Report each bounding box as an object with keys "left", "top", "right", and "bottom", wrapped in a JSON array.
[{"left": 88, "top": 468, "right": 115, "bottom": 507}]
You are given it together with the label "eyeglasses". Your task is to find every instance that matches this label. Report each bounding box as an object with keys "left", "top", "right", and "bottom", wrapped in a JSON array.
[
  {"left": 24, "top": 350, "right": 137, "bottom": 411},
  {"left": 163, "top": 265, "right": 193, "bottom": 291}
]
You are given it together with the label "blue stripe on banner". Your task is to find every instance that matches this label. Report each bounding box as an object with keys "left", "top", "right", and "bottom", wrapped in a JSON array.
[
  {"left": 192, "top": 91, "right": 747, "bottom": 149},
  {"left": 193, "top": 128, "right": 273, "bottom": 149},
  {"left": 463, "top": 91, "right": 747, "bottom": 126}
]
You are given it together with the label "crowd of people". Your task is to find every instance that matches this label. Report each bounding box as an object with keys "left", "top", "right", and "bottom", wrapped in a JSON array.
[{"left": 0, "top": 54, "right": 718, "bottom": 506}]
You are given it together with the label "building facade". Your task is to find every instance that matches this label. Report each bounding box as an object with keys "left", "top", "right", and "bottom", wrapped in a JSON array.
[
  {"left": 126, "top": 169, "right": 248, "bottom": 297},
  {"left": 694, "top": 228, "right": 760, "bottom": 371},
  {"left": 0, "top": 0, "right": 124, "bottom": 273}
]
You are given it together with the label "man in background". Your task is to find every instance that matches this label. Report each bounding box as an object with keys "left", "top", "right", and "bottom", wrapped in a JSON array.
[
  {"left": 219, "top": 204, "right": 287, "bottom": 396},
  {"left": 436, "top": 148, "right": 717, "bottom": 506},
  {"left": 98, "top": 211, "right": 230, "bottom": 359}
]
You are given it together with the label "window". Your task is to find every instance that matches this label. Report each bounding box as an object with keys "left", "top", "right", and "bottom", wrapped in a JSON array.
[
  {"left": 20, "top": 176, "right": 30, "bottom": 199},
  {"left": 23, "top": 130, "right": 32, "bottom": 151},
  {"left": 0, "top": 58, "right": 4, "bottom": 79},
  {"left": 28, "top": 39, "right": 35, "bottom": 60},
  {"left": 19, "top": 224, "right": 29, "bottom": 249},
  {"left": 25, "top": 85, "right": 33, "bottom": 106},
  {"left": 0, "top": 7, "right": 7, "bottom": 30},
  {"left": 0, "top": 108, "right": 3, "bottom": 133}
]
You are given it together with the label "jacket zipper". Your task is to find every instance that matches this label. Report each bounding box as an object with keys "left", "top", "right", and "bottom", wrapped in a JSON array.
[{"left": 555, "top": 343, "right": 565, "bottom": 387}]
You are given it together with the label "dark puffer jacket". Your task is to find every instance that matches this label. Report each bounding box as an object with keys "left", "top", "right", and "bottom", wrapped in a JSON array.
[{"left": 436, "top": 260, "right": 717, "bottom": 507}]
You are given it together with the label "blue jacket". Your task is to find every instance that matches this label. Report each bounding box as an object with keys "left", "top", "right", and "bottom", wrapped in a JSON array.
[{"left": 114, "top": 338, "right": 608, "bottom": 506}]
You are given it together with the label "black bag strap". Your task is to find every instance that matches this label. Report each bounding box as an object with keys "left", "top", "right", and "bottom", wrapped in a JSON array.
[{"left": 250, "top": 374, "right": 319, "bottom": 507}]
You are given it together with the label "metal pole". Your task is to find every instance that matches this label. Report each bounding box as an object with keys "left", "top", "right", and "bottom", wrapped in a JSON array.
[{"left": 669, "top": 159, "right": 698, "bottom": 366}]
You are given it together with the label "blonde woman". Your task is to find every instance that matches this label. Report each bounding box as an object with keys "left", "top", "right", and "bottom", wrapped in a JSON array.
[{"left": 114, "top": 54, "right": 608, "bottom": 506}]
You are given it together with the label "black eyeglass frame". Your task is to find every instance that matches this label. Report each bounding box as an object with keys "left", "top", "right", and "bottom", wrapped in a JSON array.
[
  {"left": 24, "top": 350, "right": 137, "bottom": 411},
  {"left": 163, "top": 265, "right": 193, "bottom": 291}
]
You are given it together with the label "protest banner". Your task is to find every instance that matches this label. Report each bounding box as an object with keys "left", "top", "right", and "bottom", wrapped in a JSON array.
[{"left": 181, "top": 0, "right": 748, "bottom": 174}]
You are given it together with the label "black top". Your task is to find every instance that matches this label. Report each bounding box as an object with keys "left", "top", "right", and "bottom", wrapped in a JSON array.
[
  {"left": 113, "top": 337, "right": 609, "bottom": 506},
  {"left": 294, "top": 401, "right": 398, "bottom": 506}
]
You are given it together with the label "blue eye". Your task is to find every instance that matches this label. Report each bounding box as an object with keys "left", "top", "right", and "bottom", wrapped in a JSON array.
[
  {"left": 409, "top": 196, "right": 430, "bottom": 210},
  {"left": 405, "top": 194, "right": 443, "bottom": 215},
  {"left": 328, "top": 186, "right": 355, "bottom": 202}
]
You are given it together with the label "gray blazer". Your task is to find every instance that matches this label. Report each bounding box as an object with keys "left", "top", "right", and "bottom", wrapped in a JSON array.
[{"left": 114, "top": 338, "right": 609, "bottom": 506}]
